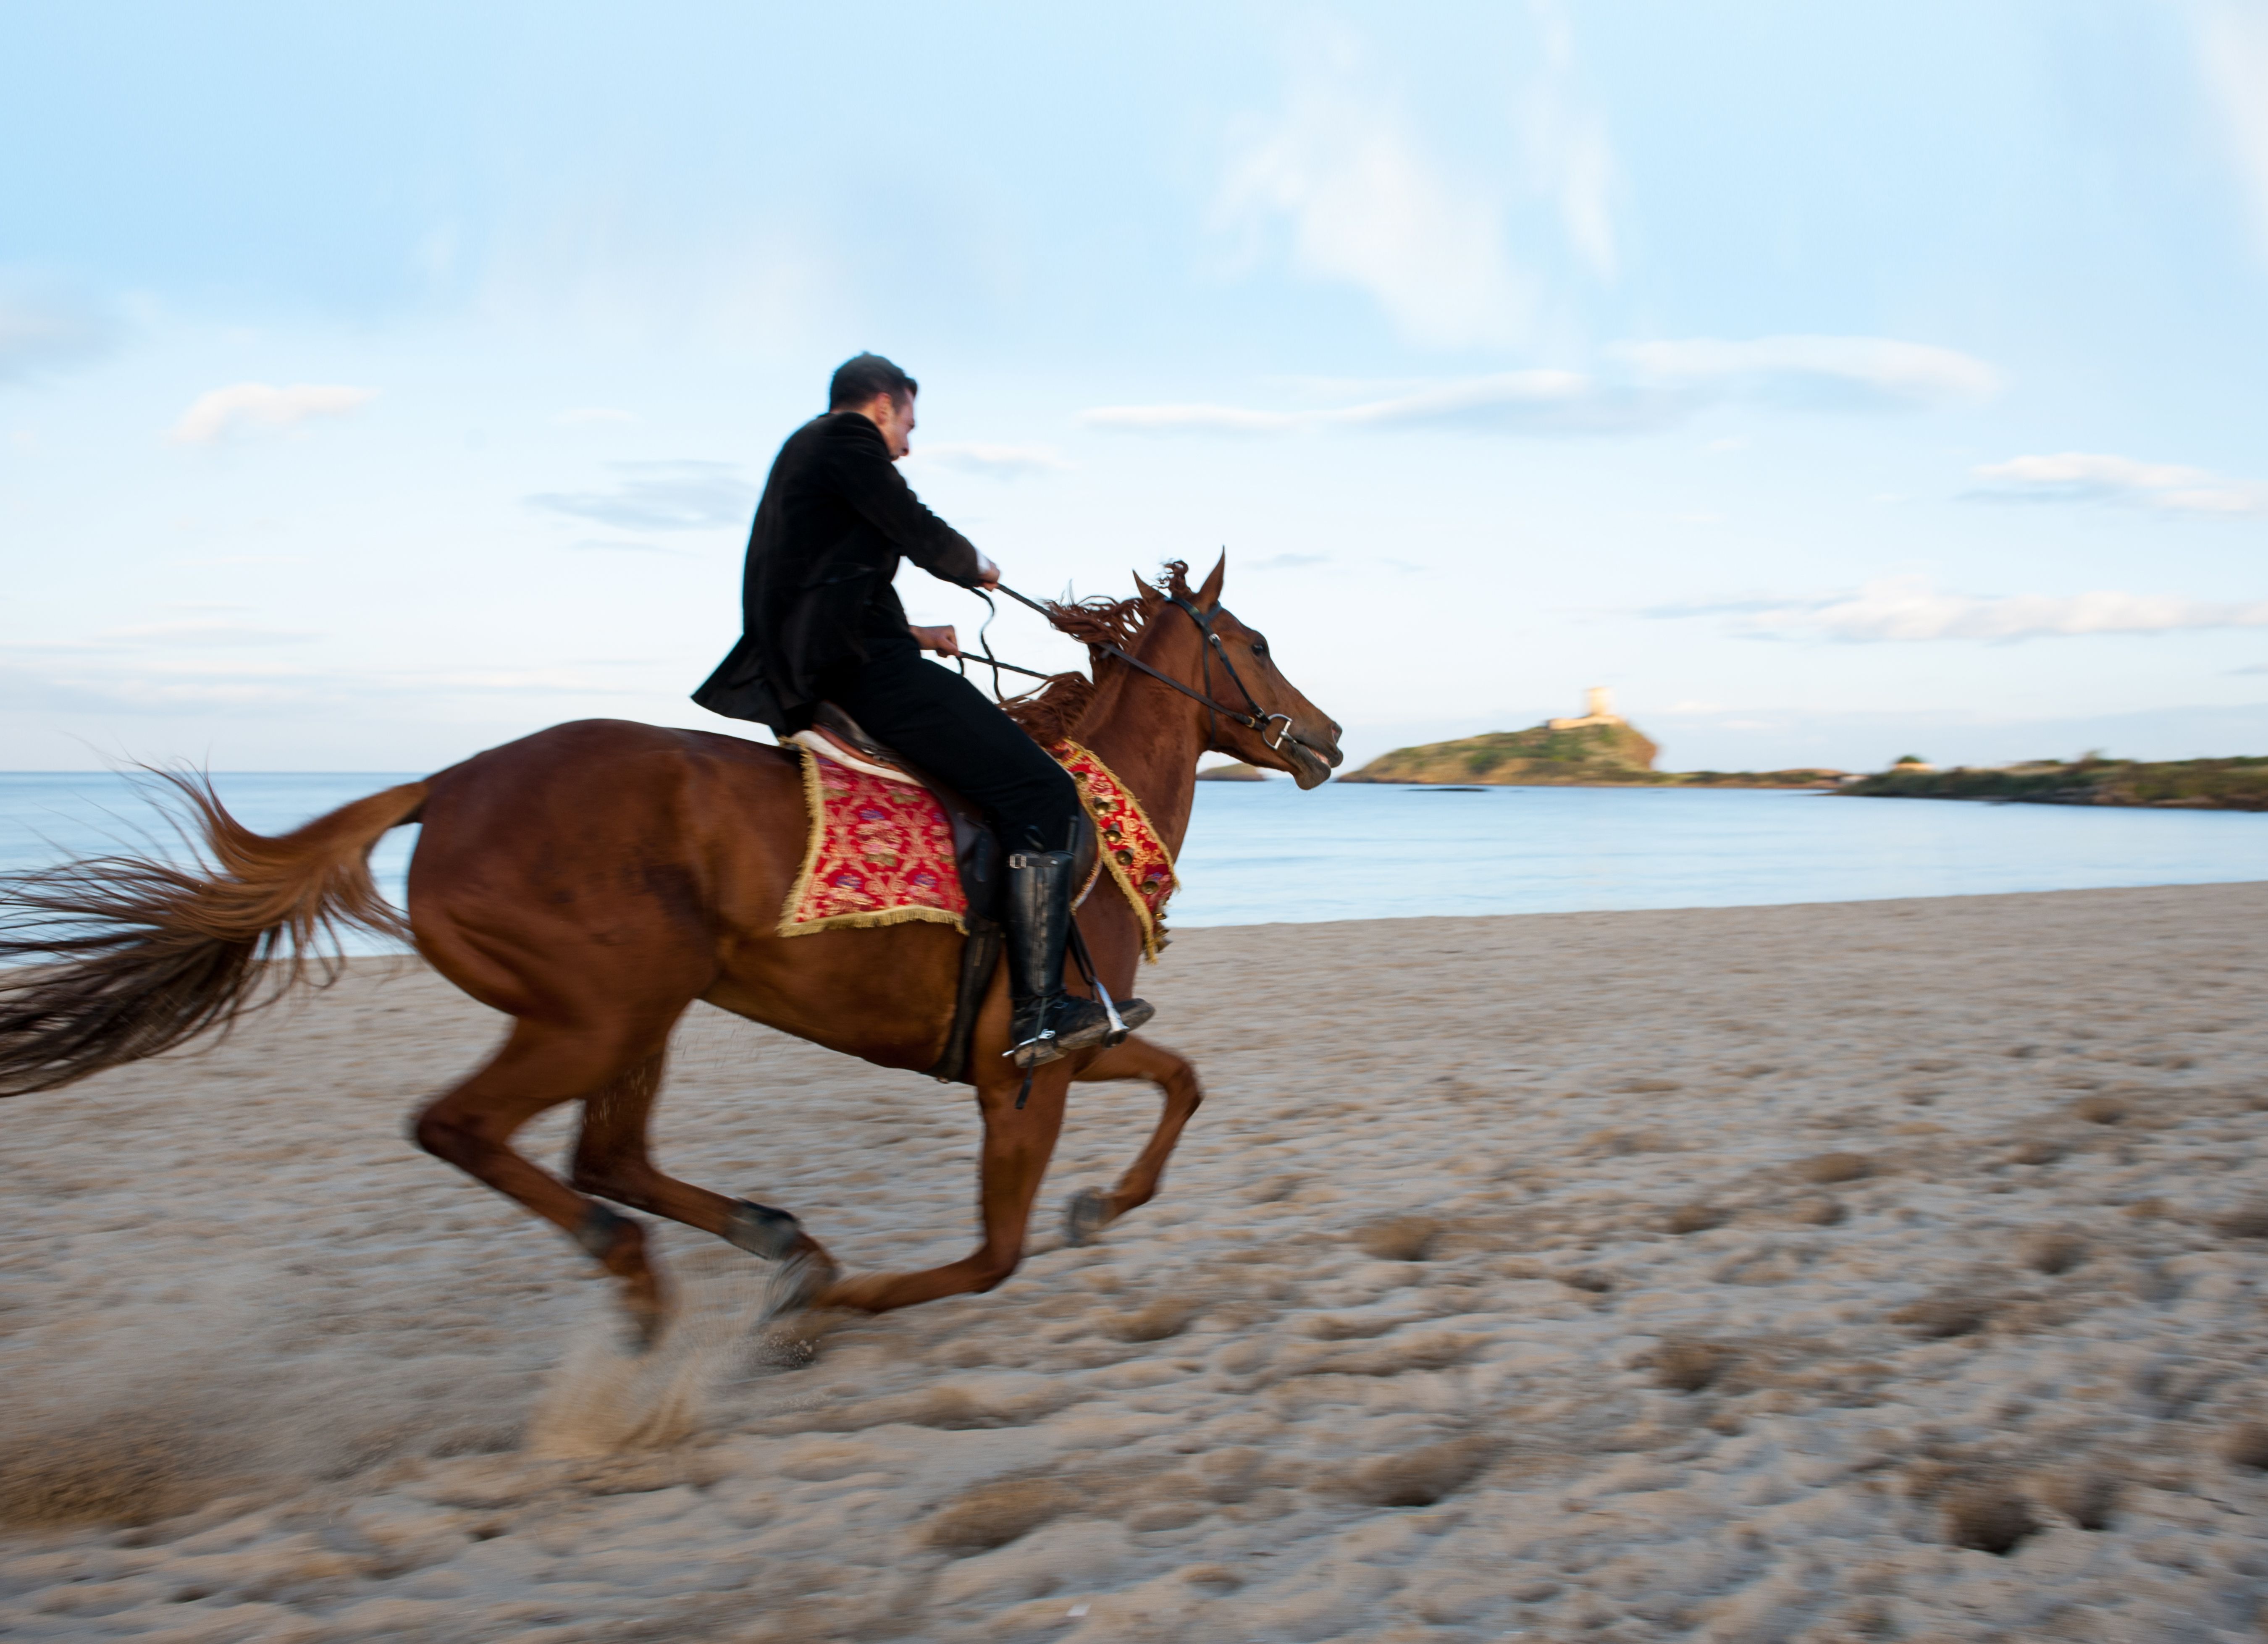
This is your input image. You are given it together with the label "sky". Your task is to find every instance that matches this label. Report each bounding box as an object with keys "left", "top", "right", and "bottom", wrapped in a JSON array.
[{"left": 6, "top": 0, "right": 2268, "bottom": 774}]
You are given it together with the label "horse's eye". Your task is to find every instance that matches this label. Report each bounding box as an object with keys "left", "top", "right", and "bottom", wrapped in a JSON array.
[{"left": 1251, "top": 638, "right": 1269, "bottom": 658}]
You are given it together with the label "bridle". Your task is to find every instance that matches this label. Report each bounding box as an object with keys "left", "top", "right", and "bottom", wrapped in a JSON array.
[
  {"left": 1161, "top": 593, "right": 1299, "bottom": 754},
  {"left": 981, "top": 583, "right": 1298, "bottom": 754}
]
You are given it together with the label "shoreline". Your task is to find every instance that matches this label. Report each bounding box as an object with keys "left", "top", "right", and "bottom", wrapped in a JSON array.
[
  {"left": 1843, "top": 789, "right": 2268, "bottom": 813},
  {"left": 1335, "top": 776, "right": 1840, "bottom": 791},
  {"left": 1165, "top": 876, "right": 2268, "bottom": 928},
  {"left": 13, "top": 880, "right": 2268, "bottom": 978}
]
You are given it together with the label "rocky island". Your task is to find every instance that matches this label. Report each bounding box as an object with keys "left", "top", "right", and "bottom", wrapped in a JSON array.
[{"left": 1339, "top": 690, "right": 1844, "bottom": 789}]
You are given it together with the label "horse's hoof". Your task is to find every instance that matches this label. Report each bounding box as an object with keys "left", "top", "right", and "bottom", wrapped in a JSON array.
[
  {"left": 761, "top": 1251, "right": 840, "bottom": 1321},
  {"left": 724, "top": 1198, "right": 803, "bottom": 1261},
  {"left": 1063, "top": 1188, "right": 1111, "bottom": 1248}
]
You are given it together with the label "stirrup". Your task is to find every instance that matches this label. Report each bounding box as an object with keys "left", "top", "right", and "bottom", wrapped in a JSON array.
[
  {"left": 1010, "top": 995, "right": 1115, "bottom": 1069},
  {"left": 1107, "top": 996, "right": 1157, "bottom": 1041},
  {"left": 1008, "top": 996, "right": 1156, "bottom": 1067},
  {"left": 1077, "top": 965, "right": 1153, "bottom": 1047}
]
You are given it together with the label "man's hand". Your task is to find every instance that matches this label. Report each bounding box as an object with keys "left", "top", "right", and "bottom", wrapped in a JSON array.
[
  {"left": 975, "top": 555, "right": 1000, "bottom": 590},
  {"left": 910, "top": 624, "right": 961, "bottom": 658}
]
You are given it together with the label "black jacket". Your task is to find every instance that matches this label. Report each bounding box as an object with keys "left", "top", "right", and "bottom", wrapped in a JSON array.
[{"left": 693, "top": 412, "right": 983, "bottom": 733}]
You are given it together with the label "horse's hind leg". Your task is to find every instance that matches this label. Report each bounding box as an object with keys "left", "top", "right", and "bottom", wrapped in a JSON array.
[
  {"left": 412, "top": 1021, "right": 680, "bottom": 1345},
  {"left": 569, "top": 1050, "right": 838, "bottom": 1276},
  {"left": 815, "top": 1058, "right": 1077, "bottom": 1315},
  {"left": 1062, "top": 1034, "right": 1204, "bottom": 1245}
]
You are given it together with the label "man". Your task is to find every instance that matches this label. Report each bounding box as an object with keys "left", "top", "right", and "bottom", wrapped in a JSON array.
[{"left": 694, "top": 353, "right": 1149, "bottom": 1068}]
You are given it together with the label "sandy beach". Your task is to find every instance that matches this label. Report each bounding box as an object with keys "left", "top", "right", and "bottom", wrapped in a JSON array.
[{"left": 5, "top": 882, "right": 2268, "bottom": 1642}]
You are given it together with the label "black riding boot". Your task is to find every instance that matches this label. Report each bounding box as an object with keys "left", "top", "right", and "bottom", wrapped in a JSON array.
[{"left": 1004, "top": 850, "right": 1154, "bottom": 1069}]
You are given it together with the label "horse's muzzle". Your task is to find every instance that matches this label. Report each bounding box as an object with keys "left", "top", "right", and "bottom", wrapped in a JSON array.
[{"left": 1283, "top": 733, "right": 1340, "bottom": 789}]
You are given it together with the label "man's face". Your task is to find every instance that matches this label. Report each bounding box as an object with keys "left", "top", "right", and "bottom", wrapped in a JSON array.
[{"left": 865, "top": 391, "right": 916, "bottom": 460}]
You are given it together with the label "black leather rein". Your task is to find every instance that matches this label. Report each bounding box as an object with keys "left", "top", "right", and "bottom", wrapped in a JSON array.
[{"left": 986, "top": 582, "right": 1297, "bottom": 753}]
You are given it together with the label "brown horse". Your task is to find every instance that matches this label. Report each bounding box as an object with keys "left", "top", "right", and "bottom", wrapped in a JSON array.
[{"left": 0, "top": 558, "right": 1340, "bottom": 1340}]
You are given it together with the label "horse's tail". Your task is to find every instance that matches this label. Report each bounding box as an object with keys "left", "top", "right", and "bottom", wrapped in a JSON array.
[{"left": 0, "top": 771, "right": 431, "bottom": 1096}]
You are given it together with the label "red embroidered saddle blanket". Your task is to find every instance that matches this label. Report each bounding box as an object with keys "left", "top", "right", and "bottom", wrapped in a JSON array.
[{"left": 781, "top": 738, "right": 1176, "bottom": 958}]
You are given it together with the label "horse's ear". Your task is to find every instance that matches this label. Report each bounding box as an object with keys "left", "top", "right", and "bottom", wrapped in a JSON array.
[
  {"left": 1197, "top": 551, "right": 1226, "bottom": 608},
  {"left": 1134, "top": 572, "right": 1158, "bottom": 605}
]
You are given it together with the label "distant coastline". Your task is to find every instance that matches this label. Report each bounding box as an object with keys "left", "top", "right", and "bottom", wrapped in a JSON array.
[
  {"left": 1335, "top": 687, "right": 2268, "bottom": 812},
  {"left": 1343, "top": 773, "right": 1845, "bottom": 790},
  {"left": 1843, "top": 756, "right": 2268, "bottom": 813}
]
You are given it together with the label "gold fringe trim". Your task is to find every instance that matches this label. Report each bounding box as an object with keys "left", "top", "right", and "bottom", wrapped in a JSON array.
[
  {"left": 777, "top": 745, "right": 967, "bottom": 939},
  {"left": 1056, "top": 739, "right": 1177, "bottom": 962},
  {"left": 781, "top": 903, "right": 968, "bottom": 939}
]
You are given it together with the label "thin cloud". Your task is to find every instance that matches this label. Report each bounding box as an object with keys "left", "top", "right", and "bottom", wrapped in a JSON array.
[
  {"left": 405, "top": 663, "right": 668, "bottom": 694},
  {"left": 1339, "top": 370, "right": 1660, "bottom": 433},
  {"left": 0, "top": 662, "right": 325, "bottom": 716},
  {"left": 567, "top": 538, "right": 700, "bottom": 558},
  {"left": 1217, "top": 13, "right": 1619, "bottom": 347},
  {"left": 1083, "top": 372, "right": 1661, "bottom": 436},
  {"left": 97, "top": 620, "right": 322, "bottom": 647},
  {"left": 1219, "top": 31, "right": 1541, "bottom": 348},
  {"left": 1523, "top": 0, "right": 1618, "bottom": 278},
  {"left": 2193, "top": 0, "right": 2268, "bottom": 262},
  {"left": 166, "top": 383, "right": 378, "bottom": 446},
  {"left": 1082, "top": 337, "right": 1999, "bottom": 438},
  {"left": 1638, "top": 594, "right": 1787, "bottom": 619},
  {"left": 528, "top": 460, "right": 756, "bottom": 531},
  {"left": 908, "top": 442, "right": 1071, "bottom": 478},
  {"left": 1610, "top": 336, "right": 2000, "bottom": 410},
  {"left": 0, "top": 279, "right": 117, "bottom": 381},
  {"left": 1679, "top": 576, "right": 2268, "bottom": 643},
  {"left": 1968, "top": 451, "right": 2268, "bottom": 517},
  {"left": 1080, "top": 403, "right": 1305, "bottom": 436},
  {"left": 0, "top": 656, "right": 666, "bottom": 717}
]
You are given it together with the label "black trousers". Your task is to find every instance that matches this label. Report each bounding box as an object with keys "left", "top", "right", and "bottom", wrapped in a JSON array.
[{"left": 822, "top": 645, "right": 1083, "bottom": 856}]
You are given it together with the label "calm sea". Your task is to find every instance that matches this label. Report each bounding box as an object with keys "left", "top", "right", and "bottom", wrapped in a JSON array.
[
  {"left": 1173, "top": 780, "right": 2267, "bottom": 924},
  {"left": 2, "top": 773, "right": 2262, "bottom": 949}
]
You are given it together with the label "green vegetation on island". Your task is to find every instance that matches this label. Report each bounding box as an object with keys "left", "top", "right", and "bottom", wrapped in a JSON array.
[
  {"left": 1338, "top": 691, "right": 1845, "bottom": 789},
  {"left": 1845, "top": 755, "right": 2268, "bottom": 811},
  {"left": 1341, "top": 721, "right": 1662, "bottom": 784}
]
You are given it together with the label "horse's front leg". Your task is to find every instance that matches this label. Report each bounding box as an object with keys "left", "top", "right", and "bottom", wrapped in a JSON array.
[
  {"left": 813, "top": 1058, "right": 1074, "bottom": 1314},
  {"left": 1061, "top": 1033, "right": 1203, "bottom": 1246}
]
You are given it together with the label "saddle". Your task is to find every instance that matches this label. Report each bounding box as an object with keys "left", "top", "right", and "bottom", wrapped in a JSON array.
[
  {"left": 794, "top": 704, "right": 1003, "bottom": 921},
  {"left": 790, "top": 704, "right": 1098, "bottom": 1084}
]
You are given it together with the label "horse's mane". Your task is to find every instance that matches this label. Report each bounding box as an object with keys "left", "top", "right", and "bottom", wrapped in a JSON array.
[{"left": 1001, "top": 560, "right": 1193, "bottom": 746}]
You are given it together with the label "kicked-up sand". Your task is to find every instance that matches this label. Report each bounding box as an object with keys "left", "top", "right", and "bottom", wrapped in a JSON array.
[{"left": 5, "top": 883, "right": 2268, "bottom": 1642}]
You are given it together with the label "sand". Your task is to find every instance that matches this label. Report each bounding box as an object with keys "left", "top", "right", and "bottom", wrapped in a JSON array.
[{"left": 5, "top": 883, "right": 2268, "bottom": 1642}]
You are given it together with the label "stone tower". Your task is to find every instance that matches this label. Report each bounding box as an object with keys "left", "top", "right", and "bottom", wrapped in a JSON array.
[{"left": 1546, "top": 687, "right": 1626, "bottom": 732}]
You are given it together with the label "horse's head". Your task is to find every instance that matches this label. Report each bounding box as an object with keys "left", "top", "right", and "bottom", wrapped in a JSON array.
[
  {"left": 1164, "top": 555, "right": 1344, "bottom": 789},
  {"left": 1015, "top": 556, "right": 1346, "bottom": 787}
]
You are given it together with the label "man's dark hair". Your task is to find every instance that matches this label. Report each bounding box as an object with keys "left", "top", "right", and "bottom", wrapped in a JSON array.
[{"left": 829, "top": 352, "right": 918, "bottom": 410}]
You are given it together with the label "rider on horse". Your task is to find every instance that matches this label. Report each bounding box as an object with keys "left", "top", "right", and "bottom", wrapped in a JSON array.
[{"left": 694, "top": 353, "right": 1150, "bottom": 1069}]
